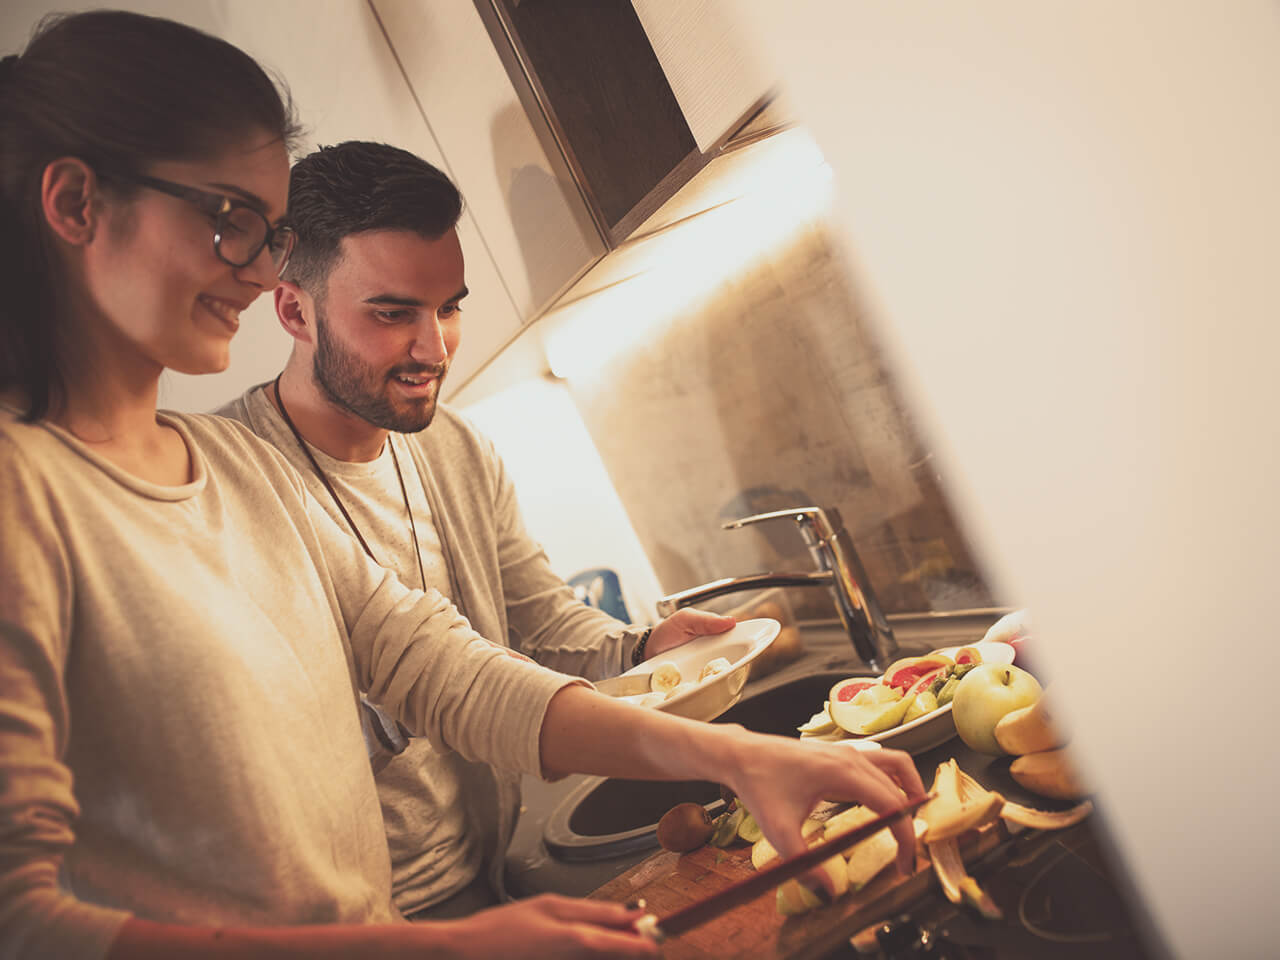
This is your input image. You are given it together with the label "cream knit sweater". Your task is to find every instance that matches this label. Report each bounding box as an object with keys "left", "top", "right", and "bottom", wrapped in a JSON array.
[{"left": 0, "top": 408, "right": 580, "bottom": 960}]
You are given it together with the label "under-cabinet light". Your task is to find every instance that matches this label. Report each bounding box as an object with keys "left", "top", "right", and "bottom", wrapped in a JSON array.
[{"left": 543, "top": 134, "right": 834, "bottom": 381}]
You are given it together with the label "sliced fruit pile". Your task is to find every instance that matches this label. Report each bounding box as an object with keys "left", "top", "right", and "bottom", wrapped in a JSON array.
[
  {"left": 765, "top": 761, "right": 1091, "bottom": 918},
  {"left": 799, "top": 646, "right": 986, "bottom": 741},
  {"left": 655, "top": 796, "right": 766, "bottom": 855}
]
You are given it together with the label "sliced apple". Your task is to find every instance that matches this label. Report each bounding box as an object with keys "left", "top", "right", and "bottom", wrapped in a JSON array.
[
  {"left": 844, "top": 828, "right": 899, "bottom": 891},
  {"left": 775, "top": 854, "right": 847, "bottom": 915},
  {"left": 830, "top": 690, "right": 912, "bottom": 735},
  {"left": 797, "top": 703, "right": 838, "bottom": 737},
  {"left": 903, "top": 690, "right": 939, "bottom": 724},
  {"left": 994, "top": 695, "right": 1066, "bottom": 755},
  {"left": 851, "top": 682, "right": 900, "bottom": 706},
  {"left": 751, "top": 817, "right": 825, "bottom": 869}
]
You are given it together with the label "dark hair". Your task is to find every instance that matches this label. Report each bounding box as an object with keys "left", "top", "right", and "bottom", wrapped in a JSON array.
[
  {"left": 0, "top": 10, "right": 301, "bottom": 420},
  {"left": 284, "top": 141, "right": 464, "bottom": 299}
]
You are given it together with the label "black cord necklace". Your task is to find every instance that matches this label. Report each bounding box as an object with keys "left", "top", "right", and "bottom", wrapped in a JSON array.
[{"left": 272, "top": 375, "right": 428, "bottom": 593}]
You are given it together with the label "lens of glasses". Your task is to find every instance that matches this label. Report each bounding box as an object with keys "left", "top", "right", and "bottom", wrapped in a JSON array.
[
  {"left": 268, "top": 227, "right": 297, "bottom": 272},
  {"left": 216, "top": 206, "right": 270, "bottom": 267}
]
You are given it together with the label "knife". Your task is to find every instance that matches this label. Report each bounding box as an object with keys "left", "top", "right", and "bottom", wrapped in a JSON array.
[{"left": 635, "top": 795, "right": 929, "bottom": 942}]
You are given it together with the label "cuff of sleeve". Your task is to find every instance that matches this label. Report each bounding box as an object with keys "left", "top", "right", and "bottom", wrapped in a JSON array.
[{"left": 629, "top": 627, "right": 654, "bottom": 668}]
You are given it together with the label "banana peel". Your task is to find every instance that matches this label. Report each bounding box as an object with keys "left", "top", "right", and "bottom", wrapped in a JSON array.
[
  {"left": 950, "top": 765, "right": 1093, "bottom": 832},
  {"left": 918, "top": 759, "right": 1006, "bottom": 843}
]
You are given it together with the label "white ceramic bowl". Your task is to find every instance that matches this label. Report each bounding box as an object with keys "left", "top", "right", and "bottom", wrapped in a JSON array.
[{"left": 593, "top": 618, "right": 781, "bottom": 722}]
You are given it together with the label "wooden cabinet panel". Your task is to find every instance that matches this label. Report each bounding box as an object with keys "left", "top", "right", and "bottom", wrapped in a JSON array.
[{"left": 370, "top": 0, "right": 605, "bottom": 329}]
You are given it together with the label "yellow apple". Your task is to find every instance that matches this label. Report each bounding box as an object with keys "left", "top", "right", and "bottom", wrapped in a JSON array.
[{"left": 950, "top": 664, "right": 1042, "bottom": 755}]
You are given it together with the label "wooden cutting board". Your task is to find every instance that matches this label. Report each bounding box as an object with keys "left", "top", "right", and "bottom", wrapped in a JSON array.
[{"left": 588, "top": 822, "right": 1007, "bottom": 959}]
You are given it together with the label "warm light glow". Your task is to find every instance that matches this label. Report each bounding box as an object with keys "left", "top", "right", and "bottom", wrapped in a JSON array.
[{"left": 542, "top": 131, "right": 834, "bottom": 381}]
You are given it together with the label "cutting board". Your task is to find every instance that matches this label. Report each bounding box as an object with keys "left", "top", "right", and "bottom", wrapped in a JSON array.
[{"left": 588, "top": 821, "right": 1007, "bottom": 959}]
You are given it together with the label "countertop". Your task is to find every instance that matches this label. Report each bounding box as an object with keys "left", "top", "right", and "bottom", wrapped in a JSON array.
[{"left": 503, "top": 618, "right": 1168, "bottom": 958}]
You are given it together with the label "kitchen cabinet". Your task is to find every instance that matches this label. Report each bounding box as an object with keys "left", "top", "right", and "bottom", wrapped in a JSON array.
[
  {"left": 370, "top": 0, "right": 788, "bottom": 401},
  {"left": 474, "top": 0, "right": 782, "bottom": 248},
  {"left": 369, "top": 0, "right": 606, "bottom": 335}
]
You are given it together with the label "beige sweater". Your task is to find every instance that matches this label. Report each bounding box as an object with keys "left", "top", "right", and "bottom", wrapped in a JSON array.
[
  {"left": 217, "top": 387, "right": 639, "bottom": 913},
  {"left": 0, "top": 408, "right": 581, "bottom": 960}
]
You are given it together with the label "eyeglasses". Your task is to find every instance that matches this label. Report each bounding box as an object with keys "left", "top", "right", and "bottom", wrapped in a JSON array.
[{"left": 102, "top": 171, "right": 296, "bottom": 277}]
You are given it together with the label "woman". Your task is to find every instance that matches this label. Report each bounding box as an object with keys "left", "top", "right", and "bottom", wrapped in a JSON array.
[{"left": 0, "top": 11, "right": 924, "bottom": 960}]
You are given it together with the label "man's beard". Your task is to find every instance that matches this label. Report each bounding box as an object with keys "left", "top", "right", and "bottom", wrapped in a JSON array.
[{"left": 312, "top": 307, "right": 447, "bottom": 434}]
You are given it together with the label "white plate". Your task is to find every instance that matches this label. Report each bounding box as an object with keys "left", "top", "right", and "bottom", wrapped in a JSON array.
[
  {"left": 835, "top": 641, "right": 1016, "bottom": 754},
  {"left": 593, "top": 618, "right": 781, "bottom": 722}
]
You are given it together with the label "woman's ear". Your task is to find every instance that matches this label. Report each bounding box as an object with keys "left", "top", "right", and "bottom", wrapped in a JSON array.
[
  {"left": 274, "top": 281, "right": 315, "bottom": 344},
  {"left": 40, "top": 157, "right": 100, "bottom": 246}
]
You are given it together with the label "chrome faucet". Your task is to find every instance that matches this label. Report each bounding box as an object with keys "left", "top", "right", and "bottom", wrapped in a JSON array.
[{"left": 655, "top": 507, "right": 898, "bottom": 671}]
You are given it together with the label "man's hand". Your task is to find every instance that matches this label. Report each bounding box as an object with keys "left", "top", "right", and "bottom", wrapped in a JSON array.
[{"left": 644, "top": 608, "right": 736, "bottom": 660}]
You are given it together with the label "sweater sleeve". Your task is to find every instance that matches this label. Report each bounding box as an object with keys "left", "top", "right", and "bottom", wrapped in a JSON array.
[
  {"left": 0, "top": 436, "right": 131, "bottom": 960},
  {"left": 300, "top": 488, "right": 588, "bottom": 774}
]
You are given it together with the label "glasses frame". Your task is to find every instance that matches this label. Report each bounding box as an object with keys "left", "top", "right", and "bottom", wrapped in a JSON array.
[{"left": 101, "top": 171, "right": 295, "bottom": 277}]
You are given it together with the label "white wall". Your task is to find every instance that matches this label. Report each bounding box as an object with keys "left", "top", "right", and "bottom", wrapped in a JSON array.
[
  {"left": 460, "top": 376, "right": 665, "bottom": 623},
  {"left": 736, "top": 2, "right": 1279, "bottom": 956}
]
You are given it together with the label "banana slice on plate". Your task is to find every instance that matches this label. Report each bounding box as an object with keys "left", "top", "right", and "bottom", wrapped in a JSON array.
[
  {"left": 698, "top": 656, "right": 733, "bottom": 681},
  {"left": 664, "top": 681, "right": 697, "bottom": 701},
  {"left": 649, "top": 661, "right": 682, "bottom": 693}
]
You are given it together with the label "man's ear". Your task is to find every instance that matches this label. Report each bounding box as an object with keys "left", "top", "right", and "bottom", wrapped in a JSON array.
[
  {"left": 274, "top": 281, "right": 316, "bottom": 345},
  {"left": 40, "top": 157, "right": 100, "bottom": 247}
]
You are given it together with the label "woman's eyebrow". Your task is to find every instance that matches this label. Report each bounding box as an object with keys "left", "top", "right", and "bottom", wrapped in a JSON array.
[{"left": 205, "top": 181, "right": 268, "bottom": 211}]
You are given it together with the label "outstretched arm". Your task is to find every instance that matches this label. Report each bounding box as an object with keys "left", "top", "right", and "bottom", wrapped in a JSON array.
[
  {"left": 539, "top": 684, "right": 927, "bottom": 882},
  {"left": 106, "top": 897, "right": 660, "bottom": 960}
]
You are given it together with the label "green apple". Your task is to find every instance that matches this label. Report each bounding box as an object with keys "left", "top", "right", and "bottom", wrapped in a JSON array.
[{"left": 951, "top": 664, "right": 1042, "bottom": 755}]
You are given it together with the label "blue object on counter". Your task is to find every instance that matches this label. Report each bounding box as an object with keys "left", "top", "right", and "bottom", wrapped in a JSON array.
[{"left": 568, "top": 567, "right": 631, "bottom": 623}]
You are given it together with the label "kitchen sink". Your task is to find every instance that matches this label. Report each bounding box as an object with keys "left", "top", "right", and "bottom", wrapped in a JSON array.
[{"left": 543, "top": 669, "right": 867, "bottom": 861}]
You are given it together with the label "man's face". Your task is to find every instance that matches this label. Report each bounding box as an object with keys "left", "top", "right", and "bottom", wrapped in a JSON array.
[{"left": 311, "top": 228, "right": 466, "bottom": 433}]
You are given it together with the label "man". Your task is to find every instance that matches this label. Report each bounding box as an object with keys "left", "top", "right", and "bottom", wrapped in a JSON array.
[{"left": 217, "top": 141, "right": 733, "bottom": 919}]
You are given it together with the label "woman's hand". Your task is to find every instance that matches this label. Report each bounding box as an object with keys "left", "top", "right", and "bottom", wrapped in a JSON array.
[
  {"left": 721, "top": 734, "right": 925, "bottom": 893},
  {"left": 540, "top": 686, "right": 927, "bottom": 898},
  {"left": 430, "top": 895, "right": 659, "bottom": 959}
]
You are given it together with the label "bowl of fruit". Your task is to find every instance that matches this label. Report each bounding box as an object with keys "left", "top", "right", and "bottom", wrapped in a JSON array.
[{"left": 797, "top": 641, "right": 1015, "bottom": 754}]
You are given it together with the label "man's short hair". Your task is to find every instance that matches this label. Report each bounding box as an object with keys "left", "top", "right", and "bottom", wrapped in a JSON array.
[{"left": 284, "top": 141, "right": 464, "bottom": 297}]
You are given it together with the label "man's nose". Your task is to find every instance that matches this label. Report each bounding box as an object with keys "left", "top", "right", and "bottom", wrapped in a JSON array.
[{"left": 409, "top": 314, "right": 448, "bottom": 365}]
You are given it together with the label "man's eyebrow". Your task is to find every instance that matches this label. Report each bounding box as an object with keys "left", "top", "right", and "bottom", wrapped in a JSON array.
[{"left": 363, "top": 287, "right": 469, "bottom": 307}]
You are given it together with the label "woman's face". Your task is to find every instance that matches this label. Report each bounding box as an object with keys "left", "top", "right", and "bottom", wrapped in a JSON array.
[{"left": 81, "top": 130, "right": 291, "bottom": 378}]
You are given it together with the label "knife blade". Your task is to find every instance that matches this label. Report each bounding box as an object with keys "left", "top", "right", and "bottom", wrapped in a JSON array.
[{"left": 638, "top": 795, "right": 929, "bottom": 942}]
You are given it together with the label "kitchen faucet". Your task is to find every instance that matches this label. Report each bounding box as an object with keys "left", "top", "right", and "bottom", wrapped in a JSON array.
[{"left": 655, "top": 507, "right": 899, "bottom": 672}]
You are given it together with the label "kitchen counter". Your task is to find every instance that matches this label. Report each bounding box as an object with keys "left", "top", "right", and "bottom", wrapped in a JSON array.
[{"left": 504, "top": 618, "right": 1168, "bottom": 958}]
